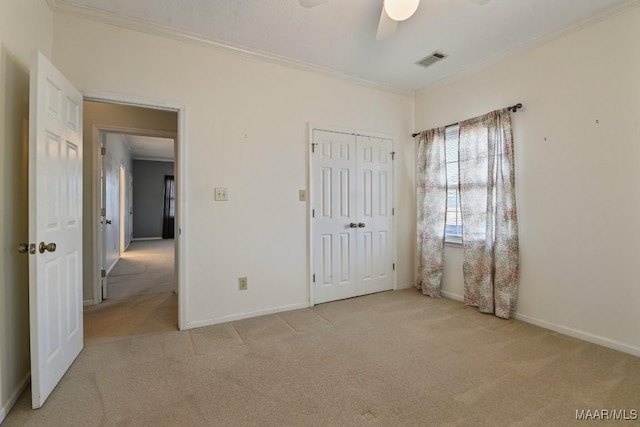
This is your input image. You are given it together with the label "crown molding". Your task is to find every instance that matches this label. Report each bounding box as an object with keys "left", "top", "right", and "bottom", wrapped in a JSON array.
[{"left": 46, "top": 0, "right": 413, "bottom": 98}]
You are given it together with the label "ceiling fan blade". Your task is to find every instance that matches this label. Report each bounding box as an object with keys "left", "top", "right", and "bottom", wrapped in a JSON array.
[
  {"left": 376, "top": 7, "right": 398, "bottom": 40},
  {"left": 300, "top": 0, "right": 329, "bottom": 7},
  {"left": 468, "top": 0, "right": 491, "bottom": 4}
]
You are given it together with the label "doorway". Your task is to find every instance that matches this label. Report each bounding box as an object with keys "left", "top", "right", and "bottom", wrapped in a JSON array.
[
  {"left": 82, "top": 98, "right": 183, "bottom": 338},
  {"left": 310, "top": 128, "right": 396, "bottom": 305}
]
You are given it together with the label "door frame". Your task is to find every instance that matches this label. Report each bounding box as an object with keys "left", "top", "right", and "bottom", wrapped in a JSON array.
[
  {"left": 307, "top": 123, "right": 397, "bottom": 307},
  {"left": 85, "top": 91, "right": 187, "bottom": 330}
]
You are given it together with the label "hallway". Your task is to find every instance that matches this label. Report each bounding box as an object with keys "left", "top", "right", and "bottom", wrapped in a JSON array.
[
  {"left": 107, "top": 239, "right": 175, "bottom": 299},
  {"left": 83, "top": 239, "right": 177, "bottom": 341}
]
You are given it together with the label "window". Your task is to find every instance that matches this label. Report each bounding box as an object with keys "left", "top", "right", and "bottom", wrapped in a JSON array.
[
  {"left": 162, "top": 175, "right": 175, "bottom": 239},
  {"left": 445, "top": 124, "right": 462, "bottom": 243}
]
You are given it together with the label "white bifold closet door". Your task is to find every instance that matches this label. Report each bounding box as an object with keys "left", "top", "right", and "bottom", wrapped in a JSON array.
[{"left": 312, "top": 129, "right": 394, "bottom": 304}]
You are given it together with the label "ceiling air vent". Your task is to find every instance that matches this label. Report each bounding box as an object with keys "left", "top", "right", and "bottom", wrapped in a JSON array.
[{"left": 415, "top": 52, "right": 447, "bottom": 68}]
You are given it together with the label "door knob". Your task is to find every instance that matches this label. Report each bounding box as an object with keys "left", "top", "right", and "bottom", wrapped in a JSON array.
[
  {"left": 39, "top": 242, "right": 57, "bottom": 254},
  {"left": 18, "top": 243, "right": 29, "bottom": 254},
  {"left": 357, "top": 223, "right": 366, "bottom": 228},
  {"left": 349, "top": 223, "right": 358, "bottom": 228},
  {"left": 106, "top": 220, "right": 112, "bottom": 224}
]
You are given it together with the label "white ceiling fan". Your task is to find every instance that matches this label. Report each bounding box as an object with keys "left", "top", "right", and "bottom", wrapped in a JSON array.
[{"left": 300, "top": 0, "right": 491, "bottom": 40}]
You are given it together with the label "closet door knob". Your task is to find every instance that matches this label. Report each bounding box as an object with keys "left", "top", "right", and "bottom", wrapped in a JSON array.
[
  {"left": 357, "top": 223, "right": 365, "bottom": 228},
  {"left": 349, "top": 223, "right": 358, "bottom": 228}
]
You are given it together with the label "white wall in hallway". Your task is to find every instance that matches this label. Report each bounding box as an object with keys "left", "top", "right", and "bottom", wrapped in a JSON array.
[{"left": 52, "top": 14, "right": 415, "bottom": 327}]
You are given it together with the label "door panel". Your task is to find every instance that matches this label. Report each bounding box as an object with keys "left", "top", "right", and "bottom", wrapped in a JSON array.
[
  {"left": 362, "top": 231, "right": 373, "bottom": 280},
  {"left": 29, "top": 51, "right": 83, "bottom": 408},
  {"left": 339, "top": 233, "right": 350, "bottom": 283}
]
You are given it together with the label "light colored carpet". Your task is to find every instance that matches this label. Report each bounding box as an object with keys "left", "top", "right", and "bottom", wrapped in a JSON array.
[
  {"left": 4, "top": 289, "right": 639, "bottom": 426},
  {"left": 106, "top": 239, "right": 175, "bottom": 300},
  {"left": 84, "top": 292, "right": 178, "bottom": 341},
  {"left": 83, "top": 238, "right": 178, "bottom": 341}
]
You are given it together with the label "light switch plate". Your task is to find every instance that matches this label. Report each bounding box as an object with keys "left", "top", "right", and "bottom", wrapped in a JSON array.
[
  {"left": 214, "top": 187, "right": 228, "bottom": 201},
  {"left": 299, "top": 190, "right": 306, "bottom": 201}
]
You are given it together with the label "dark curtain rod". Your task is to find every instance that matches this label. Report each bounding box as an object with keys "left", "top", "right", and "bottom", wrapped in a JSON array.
[{"left": 411, "top": 103, "right": 523, "bottom": 138}]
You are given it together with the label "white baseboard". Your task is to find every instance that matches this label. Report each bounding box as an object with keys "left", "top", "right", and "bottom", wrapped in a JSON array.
[
  {"left": 395, "top": 283, "right": 415, "bottom": 290},
  {"left": 132, "top": 237, "right": 162, "bottom": 241},
  {"left": 83, "top": 299, "right": 94, "bottom": 306},
  {"left": 514, "top": 312, "right": 640, "bottom": 357},
  {"left": 105, "top": 257, "right": 119, "bottom": 276},
  {"left": 438, "top": 288, "right": 640, "bottom": 357},
  {"left": 440, "top": 289, "right": 464, "bottom": 302},
  {"left": 184, "top": 302, "right": 310, "bottom": 330},
  {"left": 0, "top": 373, "right": 30, "bottom": 424}
]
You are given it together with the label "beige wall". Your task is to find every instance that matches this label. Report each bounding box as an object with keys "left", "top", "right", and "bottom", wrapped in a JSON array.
[
  {"left": 53, "top": 14, "right": 415, "bottom": 327},
  {"left": 0, "top": 0, "right": 53, "bottom": 421},
  {"left": 416, "top": 6, "right": 640, "bottom": 354},
  {"left": 82, "top": 101, "right": 177, "bottom": 302}
]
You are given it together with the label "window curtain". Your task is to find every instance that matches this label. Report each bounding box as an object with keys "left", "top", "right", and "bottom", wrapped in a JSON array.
[
  {"left": 459, "top": 109, "right": 519, "bottom": 319},
  {"left": 416, "top": 128, "right": 447, "bottom": 298},
  {"left": 162, "top": 175, "right": 175, "bottom": 239}
]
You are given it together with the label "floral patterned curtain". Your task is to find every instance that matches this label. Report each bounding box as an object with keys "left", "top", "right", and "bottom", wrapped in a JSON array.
[
  {"left": 458, "top": 109, "right": 519, "bottom": 318},
  {"left": 416, "top": 128, "right": 447, "bottom": 298}
]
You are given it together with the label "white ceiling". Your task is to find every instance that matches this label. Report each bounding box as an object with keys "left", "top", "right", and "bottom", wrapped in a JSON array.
[
  {"left": 118, "top": 134, "right": 175, "bottom": 161},
  {"left": 55, "top": 0, "right": 635, "bottom": 91}
]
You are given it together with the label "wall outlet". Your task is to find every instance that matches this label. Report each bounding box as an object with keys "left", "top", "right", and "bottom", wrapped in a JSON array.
[
  {"left": 239, "top": 277, "right": 248, "bottom": 290},
  {"left": 214, "top": 187, "right": 228, "bottom": 201}
]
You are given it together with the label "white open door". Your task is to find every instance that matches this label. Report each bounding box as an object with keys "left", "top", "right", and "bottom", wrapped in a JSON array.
[
  {"left": 99, "top": 132, "right": 108, "bottom": 300},
  {"left": 28, "top": 51, "right": 83, "bottom": 409}
]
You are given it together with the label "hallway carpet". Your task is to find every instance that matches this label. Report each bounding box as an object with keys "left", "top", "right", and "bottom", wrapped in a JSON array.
[
  {"left": 106, "top": 239, "right": 175, "bottom": 300},
  {"left": 83, "top": 292, "right": 178, "bottom": 341},
  {"left": 83, "top": 238, "right": 178, "bottom": 341},
  {"left": 4, "top": 289, "right": 639, "bottom": 426}
]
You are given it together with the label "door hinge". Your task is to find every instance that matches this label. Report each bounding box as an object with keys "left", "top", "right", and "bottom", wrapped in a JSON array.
[
  {"left": 101, "top": 269, "right": 106, "bottom": 278},
  {"left": 393, "top": 263, "right": 395, "bottom": 271},
  {"left": 312, "top": 274, "right": 316, "bottom": 283},
  {"left": 391, "top": 151, "right": 396, "bottom": 160},
  {"left": 311, "top": 143, "right": 318, "bottom": 153},
  {"left": 100, "top": 146, "right": 106, "bottom": 155},
  {"left": 312, "top": 209, "right": 315, "bottom": 218},
  {"left": 392, "top": 208, "right": 395, "bottom": 216}
]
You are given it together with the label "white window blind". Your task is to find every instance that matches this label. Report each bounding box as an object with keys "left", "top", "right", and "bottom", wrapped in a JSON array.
[{"left": 445, "top": 124, "right": 462, "bottom": 243}]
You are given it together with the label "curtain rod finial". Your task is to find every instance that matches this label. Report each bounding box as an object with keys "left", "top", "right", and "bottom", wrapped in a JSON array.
[{"left": 509, "top": 103, "right": 523, "bottom": 113}]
